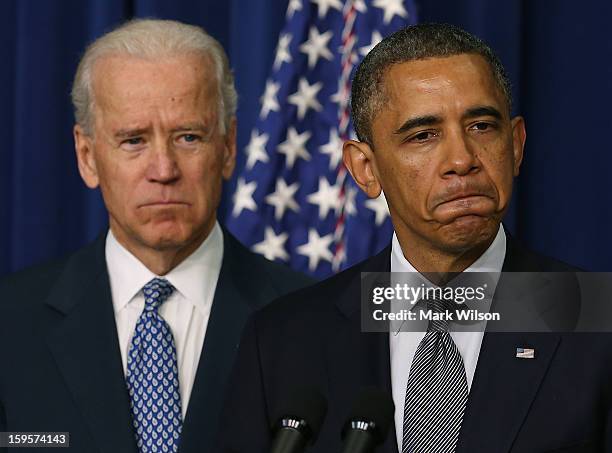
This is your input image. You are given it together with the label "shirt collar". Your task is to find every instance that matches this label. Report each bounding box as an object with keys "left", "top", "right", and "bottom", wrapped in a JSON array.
[
  {"left": 105, "top": 221, "right": 224, "bottom": 315},
  {"left": 390, "top": 224, "right": 506, "bottom": 311}
]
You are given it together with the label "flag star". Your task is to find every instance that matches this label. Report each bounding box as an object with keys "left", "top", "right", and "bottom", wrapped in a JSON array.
[
  {"left": 311, "top": 0, "right": 343, "bottom": 18},
  {"left": 287, "top": 0, "right": 302, "bottom": 18},
  {"left": 260, "top": 80, "right": 281, "bottom": 119},
  {"left": 359, "top": 30, "right": 383, "bottom": 56},
  {"left": 265, "top": 178, "right": 300, "bottom": 220},
  {"left": 353, "top": 0, "right": 367, "bottom": 13},
  {"left": 297, "top": 228, "right": 334, "bottom": 272},
  {"left": 277, "top": 127, "right": 311, "bottom": 169},
  {"left": 373, "top": 0, "right": 408, "bottom": 24},
  {"left": 252, "top": 227, "right": 290, "bottom": 261},
  {"left": 299, "top": 26, "right": 334, "bottom": 69},
  {"left": 232, "top": 178, "right": 257, "bottom": 217},
  {"left": 273, "top": 33, "right": 292, "bottom": 70},
  {"left": 245, "top": 130, "right": 269, "bottom": 170},
  {"left": 330, "top": 80, "right": 349, "bottom": 107},
  {"left": 344, "top": 185, "right": 358, "bottom": 216},
  {"left": 319, "top": 128, "right": 343, "bottom": 170},
  {"left": 288, "top": 77, "right": 323, "bottom": 120},
  {"left": 307, "top": 177, "right": 341, "bottom": 219},
  {"left": 364, "top": 191, "right": 390, "bottom": 226}
]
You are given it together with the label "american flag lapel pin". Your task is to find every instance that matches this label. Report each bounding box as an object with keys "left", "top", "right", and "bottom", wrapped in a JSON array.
[{"left": 516, "top": 347, "right": 535, "bottom": 359}]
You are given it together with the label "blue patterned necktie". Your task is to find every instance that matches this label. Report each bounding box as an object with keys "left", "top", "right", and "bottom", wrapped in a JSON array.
[{"left": 127, "top": 278, "right": 183, "bottom": 453}]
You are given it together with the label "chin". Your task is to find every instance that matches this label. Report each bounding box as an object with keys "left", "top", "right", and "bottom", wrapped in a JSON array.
[{"left": 439, "top": 216, "right": 499, "bottom": 252}]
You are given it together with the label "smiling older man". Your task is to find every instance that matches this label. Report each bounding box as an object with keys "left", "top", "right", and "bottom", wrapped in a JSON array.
[{"left": 0, "top": 19, "right": 310, "bottom": 453}]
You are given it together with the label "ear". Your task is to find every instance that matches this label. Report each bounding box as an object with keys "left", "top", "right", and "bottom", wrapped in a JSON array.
[
  {"left": 74, "top": 124, "right": 100, "bottom": 189},
  {"left": 510, "top": 116, "right": 526, "bottom": 176},
  {"left": 342, "top": 139, "right": 381, "bottom": 198},
  {"left": 221, "top": 117, "right": 237, "bottom": 180}
]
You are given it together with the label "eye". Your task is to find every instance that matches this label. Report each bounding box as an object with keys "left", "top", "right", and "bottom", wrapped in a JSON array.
[
  {"left": 120, "top": 137, "right": 146, "bottom": 151},
  {"left": 470, "top": 122, "right": 496, "bottom": 132},
  {"left": 176, "top": 133, "right": 202, "bottom": 145},
  {"left": 408, "top": 130, "right": 438, "bottom": 143}
]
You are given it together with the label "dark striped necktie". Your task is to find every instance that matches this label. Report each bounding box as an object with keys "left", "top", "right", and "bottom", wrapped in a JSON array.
[{"left": 402, "top": 298, "right": 468, "bottom": 453}]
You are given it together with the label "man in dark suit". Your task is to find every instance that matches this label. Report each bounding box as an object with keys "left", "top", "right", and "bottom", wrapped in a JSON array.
[
  {"left": 218, "top": 24, "right": 612, "bottom": 452},
  {"left": 0, "top": 19, "right": 310, "bottom": 453}
]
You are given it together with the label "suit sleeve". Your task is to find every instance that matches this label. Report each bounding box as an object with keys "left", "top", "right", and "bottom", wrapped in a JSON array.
[{"left": 215, "top": 315, "right": 272, "bottom": 453}]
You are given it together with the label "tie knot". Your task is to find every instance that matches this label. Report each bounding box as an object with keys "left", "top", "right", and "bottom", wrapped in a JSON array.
[
  {"left": 425, "top": 298, "right": 455, "bottom": 332},
  {"left": 142, "top": 278, "right": 175, "bottom": 311}
]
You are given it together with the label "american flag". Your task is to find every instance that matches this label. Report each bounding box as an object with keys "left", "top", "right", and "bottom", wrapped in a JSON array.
[{"left": 227, "top": 0, "right": 417, "bottom": 278}]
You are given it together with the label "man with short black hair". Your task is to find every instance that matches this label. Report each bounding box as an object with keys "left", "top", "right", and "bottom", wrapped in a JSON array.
[{"left": 218, "top": 24, "right": 612, "bottom": 453}]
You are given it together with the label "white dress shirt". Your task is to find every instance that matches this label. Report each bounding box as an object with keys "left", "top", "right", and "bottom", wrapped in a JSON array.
[
  {"left": 105, "top": 222, "right": 223, "bottom": 419},
  {"left": 389, "top": 224, "right": 506, "bottom": 450}
]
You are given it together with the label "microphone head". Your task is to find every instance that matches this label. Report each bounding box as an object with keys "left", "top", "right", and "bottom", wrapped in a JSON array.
[
  {"left": 342, "top": 387, "right": 395, "bottom": 443},
  {"left": 272, "top": 386, "right": 328, "bottom": 443}
]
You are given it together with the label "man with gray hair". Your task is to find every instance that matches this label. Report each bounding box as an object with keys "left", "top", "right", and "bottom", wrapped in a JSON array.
[{"left": 0, "top": 19, "right": 310, "bottom": 453}]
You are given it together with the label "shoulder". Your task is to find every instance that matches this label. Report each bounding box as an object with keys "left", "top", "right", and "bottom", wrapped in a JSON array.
[
  {"left": 504, "top": 233, "right": 581, "bottom": 272},
  {"left": 0, "top": 236, "right": 105, "bottom": 310},
  {"left": 221, "top": 229, "right": 315, "bottom": 296}
]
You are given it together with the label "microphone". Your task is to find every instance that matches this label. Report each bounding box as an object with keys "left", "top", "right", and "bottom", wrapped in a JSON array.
[
  {"left": 341, "top": 387, "right": 395, "bottom": 453},
  {"left": 269, "top": 386, "right": 328, "bottom": 453}
]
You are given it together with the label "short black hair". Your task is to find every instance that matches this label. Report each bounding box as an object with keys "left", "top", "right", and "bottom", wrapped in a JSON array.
[{"left": 351, "top": 23, "right": 511, "bottom": 144}]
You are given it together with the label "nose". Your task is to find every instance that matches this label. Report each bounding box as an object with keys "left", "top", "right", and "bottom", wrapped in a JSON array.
[
  {"left": 145, "top": 140, "right": 180, "bottom": 184},
  {"left": 440, "top": 129, "right": 480, "bottom": 177}
]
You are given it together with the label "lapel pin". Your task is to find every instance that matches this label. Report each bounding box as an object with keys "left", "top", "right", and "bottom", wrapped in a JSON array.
[{"left": 516, "top": 347, "right": 535, "bottom": 359}]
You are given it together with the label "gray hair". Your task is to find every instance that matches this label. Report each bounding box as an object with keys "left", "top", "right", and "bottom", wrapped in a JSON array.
[
  {"left": 71, "top": 18, "right": 237, "bottom": 135},
  {"left": 351, "top": 23, "right": 512, "bottom": 145}
]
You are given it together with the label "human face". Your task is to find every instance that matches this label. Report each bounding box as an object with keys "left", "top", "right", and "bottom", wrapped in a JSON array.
[
  {"left": 346, "top": 54, "right": 525, "bottom": 262},
  {"left": 74, "top": 54, "right": 235, "bottom": 268}
]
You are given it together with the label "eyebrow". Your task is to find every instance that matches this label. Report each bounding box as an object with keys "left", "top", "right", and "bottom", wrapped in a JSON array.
[
  {"left": 393, "top": 115, "right": 442, "bottom": 135},
  {"left": 462, "top": 105, "right": 503, "bottom": 121},
  {"left": 113, "top": 123, "right": 210, "bottom": 140}
]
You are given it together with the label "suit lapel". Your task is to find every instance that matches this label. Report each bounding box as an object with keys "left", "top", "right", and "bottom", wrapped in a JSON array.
[
  {"left": 326, "top": 246, "right": 399, "bottom": 453},
  {"left": 456, "top": 234, "right": 562, "bottom": 452},
  {"left": 44, "top": 236, "right": 138, "bottom": 453},
  {"left": 180, "top": 233, "right": 275, "bottom": 453}
]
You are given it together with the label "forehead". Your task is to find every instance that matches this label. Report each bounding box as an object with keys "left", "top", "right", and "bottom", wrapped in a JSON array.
[
  {"left": 380, "top": 54, "right": 506, "bottom": 117},
  {"left": 91, "top": 53, "right": 216, "bottom": 112}
]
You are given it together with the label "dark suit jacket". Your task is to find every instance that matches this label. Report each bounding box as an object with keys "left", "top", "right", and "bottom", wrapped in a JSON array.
[
  {"left": 0, "top": 230, "right": 312, "bottom": 453},
  {"left": 218, "top": 235, "right": 612, "bottom": 452}
]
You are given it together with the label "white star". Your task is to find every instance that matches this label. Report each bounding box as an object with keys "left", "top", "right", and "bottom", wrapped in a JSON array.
[
  {"left": 359, "top": 30, "right": 383, "bottom": 56},
  {"left": 277, "top": 127, "right": 311, "bottom": 169},
  {"left": 299, "top": 26, "right": 334, "bottom": 69},
  {"left": 373, "top": 0, "right": 408, "bottom": 24},
  {"left": 311, "top": 0, "right": 343, "bottom": 18},
  {"left": 319, "top": 128, "right": 343, "bottom": 170},
  {"left": 273, "top": 33, "right": 292, "bottom": 70},
  {"left": 260, "top": 80, "right": 281, "bottom": 119},
  {"left": 353, "top": 0, "right": 367, "bottom": 13},
  {"left": 245, "top": 130, "right": 269, "bottom": 170},
  {"left": 232, "top": 178, "right": 257, "bottom": 217},
  {"left": 307, "top": 177, "right": 341, "bottom": 220},
  {"left": 287, "top": 0, "right": 302, "bottom": 18},
  {"left": 297, "top": 228, "right": 334, "bottom": 272},
  {"left": 344, "top": 185, "right": 358, "bottom": 216},
  {"left": 265, "top": 178, "right": 300, "bottom": 220},
  {"left": 253, "top": 227, "right": 290, "bottom": 261},
  {"left": 288, "top": 77, "right": 323, "bottom": 120},
  {"left": 330, "top": 80, "right": 349, "bottom": 107},
  {"left": 364, "top": 191, "right": 390, "bottom": 226}
]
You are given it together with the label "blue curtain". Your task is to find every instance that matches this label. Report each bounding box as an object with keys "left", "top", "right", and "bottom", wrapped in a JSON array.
[{"left": 2, "top": 0, "right": 611, "bottom": 276}]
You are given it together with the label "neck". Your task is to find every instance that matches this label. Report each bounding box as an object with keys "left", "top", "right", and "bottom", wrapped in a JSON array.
[
  {"left": 395, "top": 226, "right": 498, "bottom": 285},
  {"left": 110, "top": 223, "right": 213, "bottom": 276}
]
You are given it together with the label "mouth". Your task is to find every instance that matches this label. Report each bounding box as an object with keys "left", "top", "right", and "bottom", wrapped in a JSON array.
[
  {"left": 138, "top": 201, "right": 190, "bottom": 208},
  {"left": 436, "top": 192, "right": 491, "bottom": 207}
]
